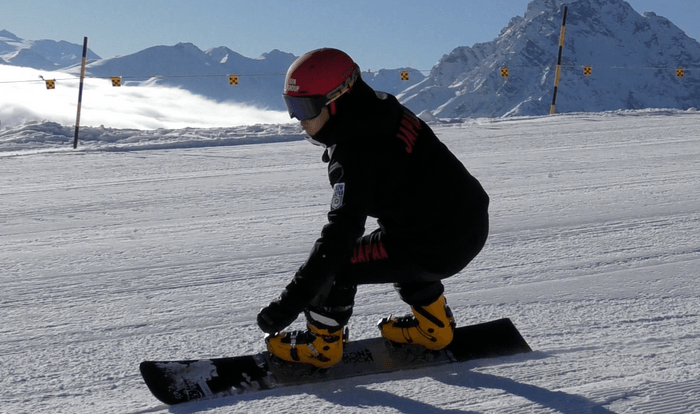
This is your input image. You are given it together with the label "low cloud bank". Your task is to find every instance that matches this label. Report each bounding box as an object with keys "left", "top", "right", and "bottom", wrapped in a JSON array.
[{"left": 0, "top": 65, "right": 293, "bottom": 130}]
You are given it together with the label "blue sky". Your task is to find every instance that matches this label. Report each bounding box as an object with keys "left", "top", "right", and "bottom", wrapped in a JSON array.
[{"left": 4, "top": 0, "right": 699, "bottom": 71}]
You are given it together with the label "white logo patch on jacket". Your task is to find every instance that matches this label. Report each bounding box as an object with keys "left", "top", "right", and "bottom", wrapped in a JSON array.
[{"left": 331, "top": 183, "right": 345, "bottom": 210}]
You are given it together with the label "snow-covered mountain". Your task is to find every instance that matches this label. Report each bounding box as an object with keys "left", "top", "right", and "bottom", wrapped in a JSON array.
[
  {"left": 71, "top": 44, "right": 425, "bottom": 111},
  {"left": 0, "top": 29, "right": 100, "bottom": 70},
  {"left": 363, "top": 68, "right": 426, "bottom": 96},
  {"left": 68, "top": 43, "right": 300, "bottom": 110},
  {"left": 400, "top": 0, "right": 700, "bottom": 118},
  {"left": 1, "top": 30, "right": 425, "bottom": 111}
]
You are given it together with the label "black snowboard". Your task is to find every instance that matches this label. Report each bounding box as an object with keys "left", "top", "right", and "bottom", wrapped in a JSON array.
[{"left": 140, "top": 318, "right": 532, "bottom": 405}]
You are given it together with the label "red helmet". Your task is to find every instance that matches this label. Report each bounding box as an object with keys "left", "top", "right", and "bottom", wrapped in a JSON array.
[{"left": 283, "top": 48, "right": 360, "bottom": 120}]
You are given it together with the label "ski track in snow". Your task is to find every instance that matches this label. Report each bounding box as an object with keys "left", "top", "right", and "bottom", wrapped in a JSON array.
[{"left": 1, "top": 110, "right": 699, "bottom": 413}]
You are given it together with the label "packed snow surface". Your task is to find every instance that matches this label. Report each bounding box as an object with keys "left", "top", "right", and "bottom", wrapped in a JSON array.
[{"left": 1, "top": 109, "right": 699, "bottom": 413}]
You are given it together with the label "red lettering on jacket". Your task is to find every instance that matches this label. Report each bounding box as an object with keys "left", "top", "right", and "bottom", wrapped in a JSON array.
[
  {"left": 396, "top": 112, "right": 422, "bottom": 153},
  {"left": 350, "top": 241, "right": 389, "bottom": 264}
]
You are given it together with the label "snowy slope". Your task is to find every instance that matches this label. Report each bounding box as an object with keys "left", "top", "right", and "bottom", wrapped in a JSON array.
[
  {"left": 400, "top": 0, "right": 700, "bottom": 118},
  {"left": 1, "top": 109, "right": 699, "bottom": 413}
]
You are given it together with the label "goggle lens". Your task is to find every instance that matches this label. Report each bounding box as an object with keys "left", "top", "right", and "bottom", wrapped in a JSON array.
[{"left": 283, "top": 95, "right": 328, "bottom": 121}]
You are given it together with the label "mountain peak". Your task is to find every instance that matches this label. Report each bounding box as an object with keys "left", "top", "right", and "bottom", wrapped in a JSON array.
[
  {"left": 399, "top": 0, "right": 700, "bottom": 118},
  {"left": 525, "top": 0, "right": 566, "bottom": 19},
  {"left": 0, "top": 29, "right": 21, "bottom": 41},
  {"left": 173, "top": 42, "right": 203, "bottom": 54},
  {"left": 258, "top": 49, "right": 296, "bottom": 60},
  {"left": 1, "top": 30, "right": 100, "bottom": 69}
]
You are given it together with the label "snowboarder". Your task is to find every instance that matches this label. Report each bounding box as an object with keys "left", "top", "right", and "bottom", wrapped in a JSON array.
[{"left": 257, "top": 48, "right": 490, "bottom": 369}]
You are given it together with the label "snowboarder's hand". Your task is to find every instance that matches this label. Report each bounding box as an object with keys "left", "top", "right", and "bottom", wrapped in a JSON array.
[{"left": 257, "top": 301, "right": 297, "bottom": 334}]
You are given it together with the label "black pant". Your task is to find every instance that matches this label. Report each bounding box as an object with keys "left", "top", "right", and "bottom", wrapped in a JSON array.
[{"left": 307, "top": 212, "right": 489, "bottom": 326}]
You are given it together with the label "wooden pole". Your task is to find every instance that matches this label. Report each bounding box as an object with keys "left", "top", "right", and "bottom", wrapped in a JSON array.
[
  {"left": 74, "top": 37, "right": 88, "bottom": 149},
  {"left": 550, "top": 6, "right": 568, "bottom": 115}
]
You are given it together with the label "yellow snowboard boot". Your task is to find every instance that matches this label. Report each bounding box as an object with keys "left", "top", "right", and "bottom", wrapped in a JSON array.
[
  {"left": 265, "top": 322, "right": 344, "bottom": 369},
  {"left": 378, "top": 295, "right": 456, "bottom": 350}
]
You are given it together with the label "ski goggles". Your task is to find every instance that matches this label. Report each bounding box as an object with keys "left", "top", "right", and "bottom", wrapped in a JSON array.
[
  {"left": 283, "top": 65, "right": 361, "bottom": 121},
  {"left": 283, "top": 95, "right": 328, "bottom": 121}
]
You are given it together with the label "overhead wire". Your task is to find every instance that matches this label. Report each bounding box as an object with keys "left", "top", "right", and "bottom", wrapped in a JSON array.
[{"left": 0, "top": 64, "right": 695, "bottom": 86}]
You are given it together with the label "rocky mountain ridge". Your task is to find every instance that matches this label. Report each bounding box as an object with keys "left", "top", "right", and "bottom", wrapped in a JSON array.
[{"left": 399, "top": 0, "right": 700, "bottom": 118}]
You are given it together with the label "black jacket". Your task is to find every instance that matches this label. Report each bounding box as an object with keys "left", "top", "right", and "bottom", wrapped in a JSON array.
[{"left": 277, "top": 79, "right": 489, "bottom": 315}]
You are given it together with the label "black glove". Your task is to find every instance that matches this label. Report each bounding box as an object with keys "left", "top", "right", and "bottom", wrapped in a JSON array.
[{"left": 257, "top": 300, "right": 299, "bottom": 334}]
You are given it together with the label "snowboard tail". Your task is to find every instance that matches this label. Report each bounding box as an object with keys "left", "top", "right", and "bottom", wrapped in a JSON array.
[{"left": 140, "top": 318, "right": 531, "bottom": 405}]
